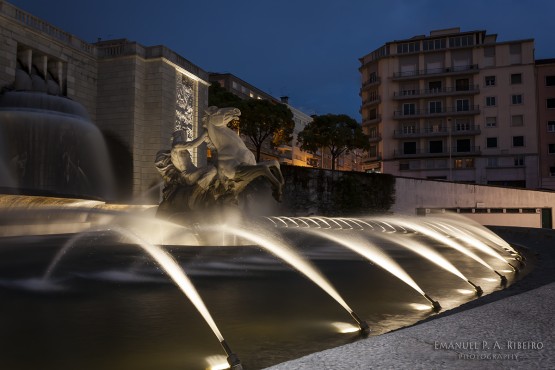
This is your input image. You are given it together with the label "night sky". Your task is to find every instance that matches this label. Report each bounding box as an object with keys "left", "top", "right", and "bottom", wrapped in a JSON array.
[{"left": 8, "top": 0, "right": 555, "bottom": 120}]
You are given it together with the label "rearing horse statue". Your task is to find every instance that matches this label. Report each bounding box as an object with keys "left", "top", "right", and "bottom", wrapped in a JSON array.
[{"left": 156, "top": 106, "right": 284, "bottom": 215}]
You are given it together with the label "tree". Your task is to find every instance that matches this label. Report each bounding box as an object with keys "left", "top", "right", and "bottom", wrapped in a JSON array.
[
  {"left": 297, "top": 114, "right": 370, "bottom": 171},
  {"left": 236, "top": 99, "right": 294, "bottom": 162},
  {"left": 208, "top": 81, "right": 242, "bottom": 107}
]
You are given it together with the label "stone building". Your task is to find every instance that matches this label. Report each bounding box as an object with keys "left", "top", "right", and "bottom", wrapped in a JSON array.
[
  {"left": 0, "top": 1, "right": 209, "bottom": 201},
  {"left": 359, "top": 27, "right": 539, "bottom": 187}
]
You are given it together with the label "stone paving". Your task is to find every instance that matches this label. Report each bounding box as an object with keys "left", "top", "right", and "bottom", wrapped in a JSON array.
[{"left": 265, "top": 226, "right": 555, "bottom": 370}]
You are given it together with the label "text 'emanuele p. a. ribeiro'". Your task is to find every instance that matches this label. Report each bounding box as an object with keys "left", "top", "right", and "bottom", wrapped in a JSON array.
[{"left": 434, "top": 340, "right": 544, "bottom": 351}]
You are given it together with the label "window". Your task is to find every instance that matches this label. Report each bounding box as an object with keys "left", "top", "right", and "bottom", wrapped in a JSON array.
[
  {"left": 546, "top": 76, "right": 555, "bottom": 86},
  {"left": 454, "top": 158, "right": 474, "bottom": 168},
  {"left": 547, "top": 99, "right": 555, "bottom": 109},
  {"left": 427, "top": 120, "right": 444, "bottom": 133},
  {"left": 402, "top": 122, "right": 417, "bottom": 134},
  {"left": 368, "top": 126, "right": 378, "bottom": 138},
  {"left": 486, "top": 117, "right": 497, "bottom": 128},
  {"left": 456, "top": 99, "right": 470, "bottom": 111},
  {"left": 548, "top": 121, "right": 555, "bottom": 132},
  {"left": 423, "top": 38, "right": 446, "bottom": 51},
  {"left": 511, "top": 115, "right": 523, "bottom": 127},
  {"left": 456, "top": 139, "right": 471, "bottom": 152},
  {"left": 486, "top": 96, "right": 496, "bottom": 106},
  {"left": 429, "top": 101, "right": 442, "bottom": 113},
  {"left": 369, "top": 145, "right": 377, "bottom": 157},
  {"left": 512, "top": 136, "right": 524, "bottom": 147},
  {"left": 455, "top": 119, "right": 471, "bottom": 131},
  {"left": 428, "top": 81, "right": 442, "bottom": 92},
  {"left": 510, "top": 73, "right": 522, "bottom": 84},
  {"left": 403, "top": 103, "right": 416, "bottom": 115},
  {"left": 514, "top": 156, "right": 524, "bottom": 166},
  {"left": 429, "top": 140, "right": 443, "bottom": 153},
  {"left": 550, "top": 167, "right": 555, "bottom": 176},
  {"left": 455, "top": 78, "right": 470, "bottom": 91},
  {"left": 486, "top": 137, "right": 498, "bottom": 148},
  {"left": 511, "top": 94, "right": 523, "bottom": 105},
  {"left": 449, "top": 35, "right": 474, "bottom": 47},
  {"left": 487, "top": 157, "right": 498, "bottom": 167},
  {"left": 397, "top": 41, "right": 420, "bottom": 54},
  {"left": 399, "top": 162, "right": 409, "bottom": 171},
  {"left": 369, "top": 108, "right": 377, "bottom": 120},
  {"left": 484, "top": 47, "right": 495, "bottom": 58},
  {"left": 549, "top": 144, "right": 555, "bottom": 154},
  {"left": 403, "top": 142, "right": 417, "bottom": 154},
  {"left": 485, "top": 76, "right": 496, "bottom": 86}
]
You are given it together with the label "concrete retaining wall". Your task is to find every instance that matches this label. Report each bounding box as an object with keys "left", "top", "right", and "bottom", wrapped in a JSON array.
[{"left": 280, "top": 168, "right": 555, "bottom": 228}]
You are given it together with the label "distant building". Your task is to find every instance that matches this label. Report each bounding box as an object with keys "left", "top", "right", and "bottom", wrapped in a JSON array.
[
  {"left": 536, "top": 59, "right": 555, "bottom": 190},
  {"left": 0, "top": 1, "right": 209, "bottom": 201},
  {"left": 359, "top": 27, "right": 538, "bottom": 187},
  {"left": 209, "top": 73, "right": 322, "bottom": 167}
]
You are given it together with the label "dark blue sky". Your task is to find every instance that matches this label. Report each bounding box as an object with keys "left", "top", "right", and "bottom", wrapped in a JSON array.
[{"left": 8, "top": 0, "right": 555, "bottom": 120}]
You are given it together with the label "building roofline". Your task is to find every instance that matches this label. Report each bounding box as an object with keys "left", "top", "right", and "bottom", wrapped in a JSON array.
[
  {"left": 536, "top": 58, "right": 555, "bottom": 65},
  {"left": 209, "top": 72, "right": 280, "bottom": 102}
]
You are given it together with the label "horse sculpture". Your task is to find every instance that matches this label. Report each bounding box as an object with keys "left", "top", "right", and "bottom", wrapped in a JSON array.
[{"left": 155, "top": 106, "right": 284, "bottom": 218}]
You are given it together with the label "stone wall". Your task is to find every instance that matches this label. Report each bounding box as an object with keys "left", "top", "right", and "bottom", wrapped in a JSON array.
[
  {"left": 0, "top": 1, "right": 98, "bottom": 120},
  {"left": 280, "top": 166, "right": 395, "bottom": 216},
  {"left": 279, "top": 167, "right": 555, "bottom": 227}
]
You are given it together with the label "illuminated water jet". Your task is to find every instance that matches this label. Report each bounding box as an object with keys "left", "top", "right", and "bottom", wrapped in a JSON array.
[
  {"left": 204, "top": 224, "right": 370, "bottom": 334},
  {"left": 301, "top": 229, "right": 441, "bottom": 311},
  {"left": 373, "top": 233, "right": 482, "bottom": 296},
  {"left": 43, "top": 226, "right": 242, "bottom": 369}
]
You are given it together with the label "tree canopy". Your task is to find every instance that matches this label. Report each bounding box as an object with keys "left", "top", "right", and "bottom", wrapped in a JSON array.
[
  {"left": 297, "top": 114, "right": 370, "bottom": 170},
  {"left": 208, "top": 82, "right": 294, "bottom": 161},
  {"left": 208, "top": 81, "right": 242, "bottom": 107},
  {"left": 237, "top": 99, "right": 294, "bottom": 162}
]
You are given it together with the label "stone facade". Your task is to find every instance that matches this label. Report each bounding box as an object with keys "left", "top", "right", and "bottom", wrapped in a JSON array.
[{"left": 0, "top": 1, "right": 209, "bottom": 201}]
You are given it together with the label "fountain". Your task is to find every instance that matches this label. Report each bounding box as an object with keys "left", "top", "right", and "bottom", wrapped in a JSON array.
[
  {"left": 0, "top": 102, "right": 531, "bottom": 369},
  {"left": 0, "top": 90, "right": 114, "bottom": 200}
]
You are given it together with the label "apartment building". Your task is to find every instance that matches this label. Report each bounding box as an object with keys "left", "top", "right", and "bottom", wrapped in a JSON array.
[
  {"left": 536, "top": 59, "right": 555, "bottom": 190},
  {"left": 359, "top": 27, "right": 538, "bottom": 188}
]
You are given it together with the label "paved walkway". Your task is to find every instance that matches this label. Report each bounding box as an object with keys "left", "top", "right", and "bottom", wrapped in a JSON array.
[
  {"left": 265, "top": 282, "right": 554, "bottom": 369},
  {"left": 265, "top": 227, "right": 555, "bottom": 370}
]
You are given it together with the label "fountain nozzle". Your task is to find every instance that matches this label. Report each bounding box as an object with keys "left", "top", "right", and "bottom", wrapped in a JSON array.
[
  {"left": 508, "top": 263, "right": 519, "bottom": 274},
  {"left": 220, "top": 340, "right": 243, "bottom": 370},
  {"left": 350, "top": 311, "right": 371, "bottom": 336},
  {"left": 467, "top": 280, "right": 483, "bottom": 296},
  {"left": 494, "top": 270, "right": 508, "bottom": 285},
  {"left": 423, "top": 293, "right": 441, "bottom": 311}
]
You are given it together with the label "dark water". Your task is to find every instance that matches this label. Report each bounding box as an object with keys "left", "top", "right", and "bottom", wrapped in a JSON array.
[{"left": 0, "top": 232, "right": 532, "bottom": 370}]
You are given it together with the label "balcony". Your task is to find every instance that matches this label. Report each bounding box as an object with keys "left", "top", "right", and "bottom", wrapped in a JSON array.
[
  {"left": 368, "top": 133, "right": 382, "bottom": 143},
  {"left": 393, "top": 85, "right": 480, "bottom": 100},
  {"left": 393, "top": 105, "right": 480, "bottom": 119},
  {"left": 362, "top": 96, "right": 381, "bottom": 107},
  {"left": 393, "top": 146, "right": 481, "bottom": 158},
  {"left": 392, "top": 64, "right": 479, "bottom": 80},
  {"left": 361, "top": 77, "right": 381, "bottom": 90},
  {"left": 452, "top": 125, "right": 481, "bottom": 136},
  {"left": 362, "top": 114, "right": 382, "bottom": 126},
  {"left": 393, "top": 125, "right": 481, "bottom": 138}
]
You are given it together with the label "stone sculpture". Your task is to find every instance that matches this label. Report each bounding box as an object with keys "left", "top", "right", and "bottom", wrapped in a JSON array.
[{"left": 156, "top": 106, "right": 284, "bottom": 219}]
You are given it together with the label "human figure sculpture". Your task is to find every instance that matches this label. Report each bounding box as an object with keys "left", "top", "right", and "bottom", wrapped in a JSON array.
[{"left": 156, "top": 106, "right": 285, "bottom": 218}]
